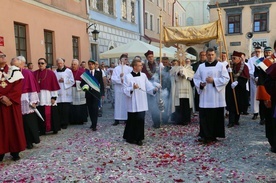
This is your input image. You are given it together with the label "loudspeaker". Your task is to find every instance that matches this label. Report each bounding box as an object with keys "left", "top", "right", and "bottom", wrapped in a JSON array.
[{"left": 246, "top": 32, "right": 253, "bottom": 39}]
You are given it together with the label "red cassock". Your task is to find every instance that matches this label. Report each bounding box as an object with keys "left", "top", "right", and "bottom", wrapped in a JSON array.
[{"left": 0, "top": 65, "right": 26, "bottom": 154}]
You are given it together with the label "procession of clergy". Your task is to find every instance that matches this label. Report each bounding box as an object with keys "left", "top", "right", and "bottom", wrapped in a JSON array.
[{"left": 1, "top": 41, "right": 276, "bottom": 162}]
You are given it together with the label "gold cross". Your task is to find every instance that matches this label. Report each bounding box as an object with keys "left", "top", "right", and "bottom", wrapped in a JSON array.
[{"left": 1, "top": 81, "right": 7, "bottom": 88}]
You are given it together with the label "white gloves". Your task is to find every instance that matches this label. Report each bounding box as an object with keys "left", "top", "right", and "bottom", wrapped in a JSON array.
[
  {"left": 153, "top": 82, "right": 162, "bottom": 89},
  {"left": 231, "top": 81, "right": 238, "bottom": 89},
  {"left": 255, "top": 77, "right": 259, "bottom": 82},
  {"left": 227, "top": 68, "right": 232, "bottom": 73}
]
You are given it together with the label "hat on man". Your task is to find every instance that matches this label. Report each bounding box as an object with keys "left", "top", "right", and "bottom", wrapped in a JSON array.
[
  {"left": 264, "top": 46, "right": 272, "bottom": 51},
  {"left": 119, "top": 53, "right": 128, "bottom": 60},
  {"left": 144, "top": 50, "right": 153, "bottom": 57},
  {"left": 232, "top": 51, "right": 242, "bottom": 58},
  {"left": 88, "top": 59, "right": 96, "bottom": 64}
]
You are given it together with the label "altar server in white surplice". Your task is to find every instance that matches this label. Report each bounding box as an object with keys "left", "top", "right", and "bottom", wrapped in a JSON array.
[
  {"left": 54, "top": 58, "right": 75, "bottom": 129},
  {"left": 193, "top": 48, "right": 230, "bottom": 144},
  {"left": 123, "top": 59, "right": 158, "bottom": 146},
  {"left": 247, "top": 46, "right": 262, "bottom": 120},
  {"left": 111, "top": 53, "right": 132, "bottom": 126}
]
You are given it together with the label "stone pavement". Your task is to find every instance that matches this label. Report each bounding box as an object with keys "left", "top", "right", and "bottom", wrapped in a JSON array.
[{"left": 0, "top": 103, "right": 275, "bottom": 182}]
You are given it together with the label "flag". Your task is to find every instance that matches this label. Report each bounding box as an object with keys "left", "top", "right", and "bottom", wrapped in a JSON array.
[
  {"left": 80, "top": 71, "right": 101, "bottom": 100},
  {"left": 163, "top": 20, "right": 222, "bottom": 46}
]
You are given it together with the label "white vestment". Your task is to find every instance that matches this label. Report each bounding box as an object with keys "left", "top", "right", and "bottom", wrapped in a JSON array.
[
  {"left": 72, "top": 81, "right": 86, "bottom": 105},
  {"left": 248, "top": 56, "right": 260, "bottom": 113},
  {"left": 111, "top": 65, "right": 132, "bottom": 119},
  {"left": 123, "top": 72, "right": 155, "bottom": 112},
  {"left": 193, "top": 61, "right": 230, "bottom": 108},
  {"left": 54, "top": 68, "right": 75, "bottom": 103},
  {"left": 171, "top": 65, "right": 194, "bottom": 112}
]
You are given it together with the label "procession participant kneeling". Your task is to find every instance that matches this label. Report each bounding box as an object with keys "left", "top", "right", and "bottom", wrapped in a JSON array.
[{"left": 123, "top": 59, "right": 159, "bottom": 146}]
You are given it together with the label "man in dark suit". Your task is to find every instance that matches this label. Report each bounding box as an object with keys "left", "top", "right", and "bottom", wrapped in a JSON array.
[{"left": 80, "top": 60, "right": 105, "bottom": 131}]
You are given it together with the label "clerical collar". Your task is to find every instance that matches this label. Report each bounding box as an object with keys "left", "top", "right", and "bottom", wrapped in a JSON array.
[
  {"left": 205, "top": 60, "right": 218, "bottom": 67},
  {"left": 131, "top": 71, "right": 140, "bottom": 77},
  {"left": 57, "top": 67, "right": 66, "bottom": 72}
]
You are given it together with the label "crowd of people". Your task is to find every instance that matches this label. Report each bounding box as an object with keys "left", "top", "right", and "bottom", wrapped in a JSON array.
[{"left": 1, "top": 41, "right": 276, "bottom": 161}]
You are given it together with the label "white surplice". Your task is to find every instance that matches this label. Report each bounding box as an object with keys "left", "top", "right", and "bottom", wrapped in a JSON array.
[
  {"left": 193, "top": 61, "right": 230, "bottom": 108},
  {"left": 123, "top": 72, "right": 155, "bottom": 112},
  {"left": 247, "top": 56, "right": 260, "bottom": 113},
  {"left": 171, "top": 65, "right": 194, "bottom": 112},
  {"left": 54, "top": 68, "right": 75, "bottom": 103},
  {"left": 111, "top": 64, "right": 133, "bottom": 120}
]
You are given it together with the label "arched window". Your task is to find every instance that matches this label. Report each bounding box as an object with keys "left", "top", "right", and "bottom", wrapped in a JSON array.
[{"left": 186, "top": 17, "right": 194, "bottom": 26}]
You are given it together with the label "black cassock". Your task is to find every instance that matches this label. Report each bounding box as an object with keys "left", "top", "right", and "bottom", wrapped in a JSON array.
[
  {"left": 226, "top": 76, "right": 248, "bottom": 125},
  {"left": 123, "top": 111, "right": 146, "bottom": 142}
]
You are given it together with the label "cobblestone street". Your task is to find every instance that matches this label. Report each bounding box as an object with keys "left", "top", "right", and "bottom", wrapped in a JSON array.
[{"left": 0, "top": 103, "right": 275, "bottom": 182}]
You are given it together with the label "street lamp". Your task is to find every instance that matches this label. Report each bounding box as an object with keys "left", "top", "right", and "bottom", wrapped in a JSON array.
[{"left": 87, "top": 23, "right": 100, "bottom": 41}]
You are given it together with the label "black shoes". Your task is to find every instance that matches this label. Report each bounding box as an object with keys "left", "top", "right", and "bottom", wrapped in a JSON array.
[
  {"left": 227, "top": 123, "right": 234, "bottom": 128},
  {"left": 136, "top": 141, "right": 143, "bottom": 146},
  {"left": 259, "top": 119, "right": 265, "bottom": 125},
  {"left": 112, "top": 120, "right": 119, "bottom": 126},
  {"left": 10, "top": 153, "right": 20, "bottom": 161},
  {"left": 126, "top": 140, "right": 143, "bottom": 146},
  {"left": 0, "top": 154, "right": 4, "bottom": 162},
  {"left": 92, "top": 128, "right": 97, "bottom": 131},
  {"left": 252, "top": 113, "right": 258, "bottom": 120},
  {"left": 26, "top": 144, "right": 33, "bottom": 149},
  {"left": 152, "top": 124, "right": 160, "bottom": 129},
  {"left": 198, "top": 137, "right": 217, "bottom": 144},
  {"left": 61, "top": 125, "right": 67, "bottom": 129}
]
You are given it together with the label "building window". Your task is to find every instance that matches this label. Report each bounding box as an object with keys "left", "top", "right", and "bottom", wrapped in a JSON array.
[
  {"left": 163, "top": 0, "right": 166, "bottom": 11},
  {"left": 157, "top": 0, "right": 159, "bottom": 7},
  {"left": 131, "top": 1, "right": 135, "bottom": 23},
  {"left": 72, "top": 36, "right": 79, "bottom": 60},
  {"left": 96, "top": 0, "right": 103, "bottom": 11},
  {"left": 44, "top": 30, "right": 53, "bottom": 66},
  {"left": 224, "top": 7, "right": 243, "bottom": 34},
  {"left": 157, "top": 18, "right": 160, "bottom": 34},
  {"left": 253, "top": 13, "right": 267, "bottom": 32},
  {"left": 14, "top": 23, "right": 27, "bottom": 61},
  {"left": 228, "top": 15, "right": 240, "bottom": 34},
  {"left": 186, "top": 17, "right": 194, "bottom": 26},
  {"left": 150, "top": 14, "right": 153, "bottom": 31},
  {"left": 145, "top": 12, "right": 148, "bottom": 29},
  {"left": 107, "top": 0, "right": 114, "bottom": 15},
  {"left": 122, "top": 0, "right": 127, "bottom": 20}
]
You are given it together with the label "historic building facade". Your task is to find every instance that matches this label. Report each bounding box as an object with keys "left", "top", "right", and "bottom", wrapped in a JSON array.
[
  {"left": 144, "top": 0, "right": 186, "bottom": 46},
  {"left": 88, "top": 0, "right": 141, "bottom": 65},
  {"left": 178, "top": 0, "right": 211, "bottom": 60},
  {"left": 209, "top": 0, "right": 276, "bottom": 58},
  {"left": 0, "top": 0, "right": 90, "bottom": 69}
]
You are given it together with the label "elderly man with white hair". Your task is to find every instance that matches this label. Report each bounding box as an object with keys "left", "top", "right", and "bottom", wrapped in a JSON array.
[
  {"left": 54, "top": 58, "right": 75, "bottom": 129},
  {"left": 69, "top": 59, "right": 87, "bottom": 124},
  {"left": 13, "top": 56, "right": 41, "bottom": 149}
]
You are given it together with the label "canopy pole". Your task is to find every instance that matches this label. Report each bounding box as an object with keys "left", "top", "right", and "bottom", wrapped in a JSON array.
[
  {"left": 159, "top": 9, "right": 163, "bottom": 125},
  {"left": 216, "top": 2, "right": 239, "bottom": 115}
]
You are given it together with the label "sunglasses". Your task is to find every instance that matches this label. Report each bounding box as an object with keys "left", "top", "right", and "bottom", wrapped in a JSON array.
[
  {"left": 0, "top": 54, "right": 6, "bottom": 58},
  {"left": 38, "top": 62, "right": 45, "bottom": 65}
]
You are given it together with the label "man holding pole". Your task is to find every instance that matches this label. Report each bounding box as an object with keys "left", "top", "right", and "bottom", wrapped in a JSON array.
[
  {"left": 193, "top": 48, "right": 230, "bottom": 143},
  {"left": 111, "top": 53, "right": 132, "bottom": 125},
  {"left": 226, "top": 51, "right": 249, "bottom": 128}
]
